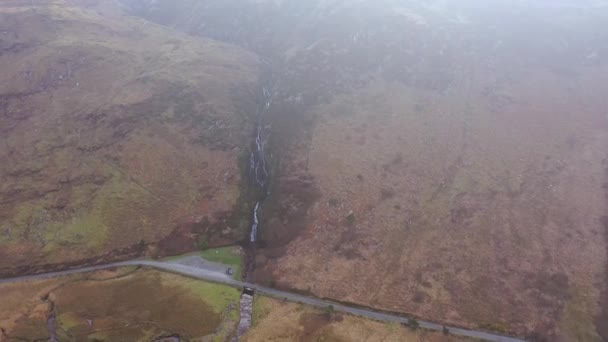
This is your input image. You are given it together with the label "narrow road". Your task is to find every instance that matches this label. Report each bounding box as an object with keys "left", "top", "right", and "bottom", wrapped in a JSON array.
[{"left": 0, "top": 259, "right": 526, "bottom": 342}]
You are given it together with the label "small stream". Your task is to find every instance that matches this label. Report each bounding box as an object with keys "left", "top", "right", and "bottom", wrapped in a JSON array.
[{"left": 47, "top": 300, "right": 59, "bottom": 342}]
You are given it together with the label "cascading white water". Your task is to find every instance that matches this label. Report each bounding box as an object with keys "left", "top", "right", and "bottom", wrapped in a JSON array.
[
  {"left": 250, "top": 202, "right": 260, "bottom": 242},
  {"left": 247, "top": 85, "right": 272, "bottom": 243},
  {"left": 251, "top": 125, "right": 268, "bottom": 189}
]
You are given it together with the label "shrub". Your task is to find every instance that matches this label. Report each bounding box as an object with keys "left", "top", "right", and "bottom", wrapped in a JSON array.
[
  {"left": 197, "top": 236, "right": 209, "bottom": 250},
  {"left": 409, "top": 318, "right": 420, "bottom": 330},
  {"left": 346, "top": 213, "right": 356, "bottom": 226},
  {"left": 328, "top": 198, "right": 338, "bottom": 207},
  {"left": 324, "top": 304, "right": 335, "bottom": 320},
  {"left": 380, "top": 188, "right": 396, "bottom": 200}
]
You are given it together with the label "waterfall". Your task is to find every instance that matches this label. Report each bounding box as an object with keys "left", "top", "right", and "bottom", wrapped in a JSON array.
[{"left": 250, "top": 202, "right": 260, "bottom": 242}]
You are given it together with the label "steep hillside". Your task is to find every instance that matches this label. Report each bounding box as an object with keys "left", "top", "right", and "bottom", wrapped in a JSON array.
[
  {"left": 0, "top": 1, "right": 261, "bottom": 275},
  {"left": 259, "top": 3, "right": 608, "bottom": 341},
  {"left": 118, "top": 1, "right": 608, "bottom": 340}
]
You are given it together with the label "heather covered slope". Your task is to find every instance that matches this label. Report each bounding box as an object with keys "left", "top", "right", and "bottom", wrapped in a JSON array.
[
  {"left": 0, "top": 1, "right": 261, "bottom": 274},
  {"left": 258, "top": 3, "right": 608, "bottom": 341},
  {"left": 119, "top": 1, "right": 608, "bottom": 339}
]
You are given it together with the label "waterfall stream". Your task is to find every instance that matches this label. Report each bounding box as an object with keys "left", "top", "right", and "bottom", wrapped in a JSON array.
[
  {"left": 234, "top": 81, "right": 273, "bottom": 341},
  {"left": 247, "top": 84, "right": 272, "bottom": 243},
  {"left": 250, "top": 201, "right": 261, "bottom": 242}
]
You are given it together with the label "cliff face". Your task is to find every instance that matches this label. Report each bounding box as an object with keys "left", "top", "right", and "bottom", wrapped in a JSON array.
[{"left": 0, "top": 1, "right": 261, "bottom": 273}]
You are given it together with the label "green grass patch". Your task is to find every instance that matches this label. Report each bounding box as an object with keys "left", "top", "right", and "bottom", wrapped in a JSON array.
[
  {"left": 201, "top": 246, "right": 242, "bottom": 279},
  {"left": 52, "top": 212, "right": 108, "bottom": 249},
  {"left": 57, "top": 312, "right": 83, "bottom": 331},
  {"left": 176, "top": 278, "right": 241, "bottom": 315},
  {"left": 480, "top": 322, "right": 509, "bottom": 334},
  {"left": 161, "top": 252, "right": 201, "bottom": 262}
]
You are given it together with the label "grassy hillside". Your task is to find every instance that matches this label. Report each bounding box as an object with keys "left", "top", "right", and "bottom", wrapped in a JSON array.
[
  {"left": 253, "top": 3, "right": 608, "bottom": 340},
  {"left": 0, "top": 1, "right": 261, "bottom": 274}
]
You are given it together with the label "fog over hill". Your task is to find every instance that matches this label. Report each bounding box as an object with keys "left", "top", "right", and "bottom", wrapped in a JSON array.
[{"left": 1, "top": 1, "right": 608, "bottom": 341}]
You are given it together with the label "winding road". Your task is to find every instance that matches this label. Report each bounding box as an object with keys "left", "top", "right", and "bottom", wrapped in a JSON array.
[{"left": 0, "top": 258, "right": 526, "bottom": 342}]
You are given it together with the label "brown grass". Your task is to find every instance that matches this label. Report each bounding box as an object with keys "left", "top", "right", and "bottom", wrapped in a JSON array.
[
  {"left": 242, "top": 296, "right": 473, "bottom": 342},
  {"left": 0, "top": 268, "right": 240, "bottom": 341},
  {"left": 252, "top": 2, "right": 608, "bottom": 340},
  {"left": 0, "top": 277, "right": 65, "bottom": 337},
  {"left": 270, "top": 69, "right": 608, "bottom": 340}
]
